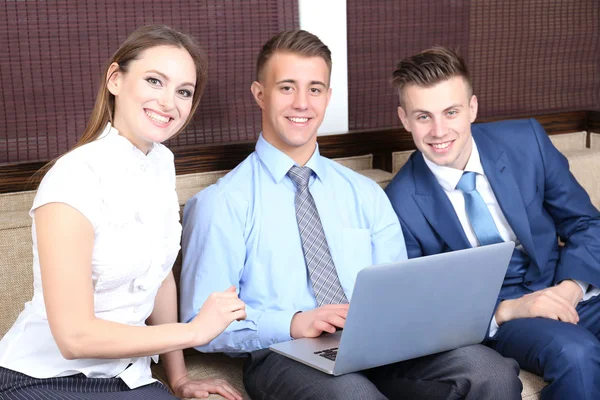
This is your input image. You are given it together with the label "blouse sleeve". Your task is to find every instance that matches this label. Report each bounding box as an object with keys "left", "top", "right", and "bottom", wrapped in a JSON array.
[{"left": 30, "top": 155, "right": 103, "bottom": 230}]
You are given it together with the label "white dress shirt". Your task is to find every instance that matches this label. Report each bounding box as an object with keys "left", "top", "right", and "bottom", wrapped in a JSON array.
[
  {"left": 0, "top": 123, "right": 182, "bottom": 388},
  {"left": 423, "top": 139, "right": 597, "bottom": 337}
]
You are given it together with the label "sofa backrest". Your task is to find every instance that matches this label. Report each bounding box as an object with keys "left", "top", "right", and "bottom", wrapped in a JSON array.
[
  {"left": 563, "top": 149, "right": 600, "bottom": 209},
  {"left": 591, "top": 132, "right": 600, "bottom": 151},
  {"left": 549, "top": 131, "right": 588, "bottom": 152},
  {"left": 0, "top": 211, "right": 34, "bottom": 337},
  {"left": 1, "top": 140, "right": 598, "bottom": 339},
  {"left": 391, "top": 131, "right": 600, "bottom": 209}
]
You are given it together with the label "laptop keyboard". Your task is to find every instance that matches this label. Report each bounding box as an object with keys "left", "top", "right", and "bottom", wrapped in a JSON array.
[{"left": 314, "top": 347, "right": 338, "bottom": 361}]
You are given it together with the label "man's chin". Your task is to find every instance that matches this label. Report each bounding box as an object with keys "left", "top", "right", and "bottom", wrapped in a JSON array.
[
  {"left": 426, "top": 152, "right": 454, "bottom": 168},
  {"left": 283, "top": 133, "right": 317, "bottom": 148}
]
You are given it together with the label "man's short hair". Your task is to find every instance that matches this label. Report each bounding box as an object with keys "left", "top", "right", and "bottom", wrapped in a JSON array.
[
  {"left": 256, "top": 29, "right": 332, "bottom": 83},
  {"left": 391, "top": 46, "right": 472, "bottom": 106}
]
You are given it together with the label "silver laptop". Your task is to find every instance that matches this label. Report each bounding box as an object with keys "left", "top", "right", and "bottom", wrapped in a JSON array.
[{"left": 270, "top": 242, "right": 514, "bottom": 375}]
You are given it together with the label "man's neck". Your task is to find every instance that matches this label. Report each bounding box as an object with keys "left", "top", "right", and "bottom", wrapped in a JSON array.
[{"left": 262, "top": 134, "right": 317, "bottom": 166}]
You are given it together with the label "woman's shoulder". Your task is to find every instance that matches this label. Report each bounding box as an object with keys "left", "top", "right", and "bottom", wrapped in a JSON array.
[{"left": 55, "top": 138, "right": 111, "bottom": 170}]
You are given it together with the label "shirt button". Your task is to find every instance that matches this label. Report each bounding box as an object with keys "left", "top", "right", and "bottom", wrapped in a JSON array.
[
  {"left": 136, "top": 284, "right": 146, "bottom": 291},
  {"left": 133, "top": 307, "right": 139, "bottom": 313},
  {"left": 140, "top": 164, "right": 146, "bottom": 171}
]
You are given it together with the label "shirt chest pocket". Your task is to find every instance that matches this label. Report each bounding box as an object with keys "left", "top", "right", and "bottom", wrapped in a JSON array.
[{"left": 340, "top": 228, "right": 373, "bottom": 276}]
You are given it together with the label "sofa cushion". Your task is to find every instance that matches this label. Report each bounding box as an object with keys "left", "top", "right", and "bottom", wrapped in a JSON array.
[
  {"left": 0, "top": 220, "right": 34, "bottom": 338},
  {"left": 591, "top": 132, "right": 600, "bottom": 151},
  {"left": 150, "top": 352, "right": 545, "bottom": 400},
  {"left": 357, "top": 169, "right": 394, "bottom": 188},
  {"left": 0, "top": 190, "right": 35, "bottom": 213},
  {"left": 564, "top": 149, "right": 600, "bottom": 209},
  {"left": 549, "top": 131, "right": 587, "bottom": 152},
  {"left": 176, "top": 170, "right": 230, "bottom": 206},
  {"left": 333, "top": 154, "right": 373, "bottom": 171},
  {"left": 151, "top": 353, "right": 249, "bottom": 399},
  {"left": 520, "top": 370, "right": 546, "bottom": 399},
  {"left": 392, "top": 150, "right": 415, "bottom": 174}
]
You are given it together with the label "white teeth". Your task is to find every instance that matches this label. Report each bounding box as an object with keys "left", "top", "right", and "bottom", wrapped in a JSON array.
[
  {"left": 431, "top": 142, "right": 450, "bottom": 149},
  {"left": 146, "top": 110, "right": 170, "bottom": 124},
  {"left": 288, "top": 117, "right": 308, "bottom": 123}
]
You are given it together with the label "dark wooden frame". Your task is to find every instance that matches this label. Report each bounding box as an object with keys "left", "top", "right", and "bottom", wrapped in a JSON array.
[{"left": 0, "top": 110, "right": 594, "bottom": 194}]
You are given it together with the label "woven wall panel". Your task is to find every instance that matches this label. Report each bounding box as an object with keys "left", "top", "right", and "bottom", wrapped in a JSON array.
[
  {"left": 347, "top": 0, "right": 470, "bottom": 131},
  {"left": 347, "top": 0, "right": 600, "bottom": 131},
  {"left": 469, "top": 0, "right": 600, "bottom": 118},
  {"left": 0, "top": 0, "right": 298, "bottom": 164}
]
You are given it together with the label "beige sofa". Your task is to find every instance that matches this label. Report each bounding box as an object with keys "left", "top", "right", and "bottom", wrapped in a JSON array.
[{"left": 1, "top": 132, "right": 599, "bottom": 399}]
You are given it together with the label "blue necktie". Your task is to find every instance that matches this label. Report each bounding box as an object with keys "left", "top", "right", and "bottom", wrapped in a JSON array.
[{"left": 456, "top": 171, "right": 504, "bottom": 246}]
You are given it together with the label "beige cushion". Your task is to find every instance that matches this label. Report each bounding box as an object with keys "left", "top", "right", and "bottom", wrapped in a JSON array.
[
  {"left": 150, "top": 352, "right": 545, "bottom": 400},
  {"left": 357, "top": 169, "right": 394, "bottom": 188},
  {"left": 0, "top": 220, "right": 33, "bottom": 338},
  {"left": 520, "top": 370, "right": 545, "bottom": 399},
  {"left": 590, "top": 132, "right": 600, "bottom": 151},
  {"left": 392, "top": 150, "right": 415, "bottom": 174},
  {"left": 564, "top": 149, "right": 600, "bottom": 209},
  {"left": 333, "top": 154, "right": 373, "bottom": 171},
  {"left": 176, "top": 170, "right": 230, "bottom": 206},
  {"left": 0, "top": 190, "right": 35, "bottom": 213},
  {"left": 549, "top": 131, "right": 587, "bottom": 152},
  {"left": 151, "top": 353, "right": 249, "bottom": 400}
]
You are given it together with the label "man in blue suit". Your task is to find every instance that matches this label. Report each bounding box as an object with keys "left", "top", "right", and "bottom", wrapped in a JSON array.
[{"left": 385, "top": 47, "right": 600, "bottom": 399}]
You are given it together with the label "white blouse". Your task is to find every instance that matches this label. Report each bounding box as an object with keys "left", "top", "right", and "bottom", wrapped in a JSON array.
[{"left": 0, "top": 123, "right": 182, "bottom": 388}]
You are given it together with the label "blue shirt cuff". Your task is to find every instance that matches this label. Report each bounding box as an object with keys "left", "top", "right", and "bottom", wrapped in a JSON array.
[{"left": 257, "top": 310, "right": 296, "bottom": 349}]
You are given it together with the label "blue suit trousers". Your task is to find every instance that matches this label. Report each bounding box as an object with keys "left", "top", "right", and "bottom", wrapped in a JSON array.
[{"left": 490, "top": 295, "right": 600, "bottom": 400}]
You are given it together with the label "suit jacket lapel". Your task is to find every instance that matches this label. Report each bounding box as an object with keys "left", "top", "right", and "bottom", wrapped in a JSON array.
[
  {"left": 412, "top": 153, "right": 471, "bottom": 251},
  {"left": 475, "top": 133, "right": 538, "bottom": 263}
]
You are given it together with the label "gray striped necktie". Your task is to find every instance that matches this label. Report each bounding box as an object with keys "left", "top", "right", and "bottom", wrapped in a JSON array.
[{"left": 288, "top": 165, "right": 348, "bottom": 306}]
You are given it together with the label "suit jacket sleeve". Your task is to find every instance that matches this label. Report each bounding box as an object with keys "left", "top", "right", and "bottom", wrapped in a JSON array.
[
  {"left": 398, "top": 214, "right": 425, "bottom": 259},
  {"left": 531, "top": 119, "right": 600, "bottom": 287}
]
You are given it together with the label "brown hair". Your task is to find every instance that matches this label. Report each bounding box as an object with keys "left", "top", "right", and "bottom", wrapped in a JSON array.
[
  {"left": 391, "top": 46, "right": 471, "bottom": 106},
  {"left": 255, "top": 29, "right": 332, "bottom": 83},
  {"left": 32, "top": 24, "right": 207, "bottom": 185}
]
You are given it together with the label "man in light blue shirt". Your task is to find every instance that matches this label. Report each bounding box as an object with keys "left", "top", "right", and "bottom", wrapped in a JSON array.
[{"left": 180, "top": 30, "right": 521, "bottom": 400}]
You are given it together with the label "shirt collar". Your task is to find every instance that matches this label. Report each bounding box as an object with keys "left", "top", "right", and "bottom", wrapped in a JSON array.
[
  {"left": 423, "top": 137, "right": 484, "bottom": 191},
  {"left": 255, "top": 134, "right": 326, "bottom": 183},
  {"left": 98, "top": 122, "right": 157, "bottom": 159}
]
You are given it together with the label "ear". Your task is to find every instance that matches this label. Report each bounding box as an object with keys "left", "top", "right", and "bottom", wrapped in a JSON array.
[
  {"left": 250, "top": 81, "right": 265, "bottom": 109},
  {"left": 397, "top": 106, "right": 411, "bottom": 132},
  {"left": 106, "top": 62, "right": 122, "bottom": 96},
  {"left": 469, "top": 95, "right": 478, "bottom": 123},
  {"left": 325, "top": 87, "right": 333, "bottom": 108}
]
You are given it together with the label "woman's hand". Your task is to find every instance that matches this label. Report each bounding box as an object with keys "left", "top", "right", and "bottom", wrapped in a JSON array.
[
  {"left": 172, "top": 375, "right": 243, "bottom": 400},
  {"left": 190, "top": 286, "right": 246, "bottom": 346}
]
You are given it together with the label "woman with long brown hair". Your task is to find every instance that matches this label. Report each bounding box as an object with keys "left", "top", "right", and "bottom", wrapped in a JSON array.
[{"left": 0, "top": 25, "right": 245, "bottom": 400}]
